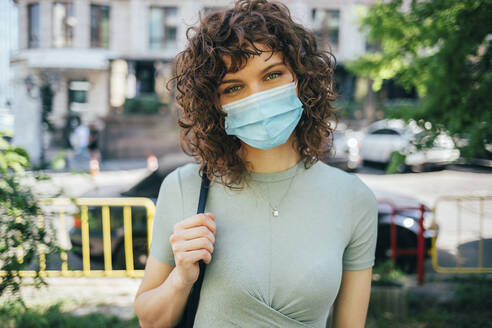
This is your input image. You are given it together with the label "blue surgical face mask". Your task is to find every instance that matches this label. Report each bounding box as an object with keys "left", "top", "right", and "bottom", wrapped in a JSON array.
[{"left": 222, "top": 81, "right": 303, "bottom": 150}]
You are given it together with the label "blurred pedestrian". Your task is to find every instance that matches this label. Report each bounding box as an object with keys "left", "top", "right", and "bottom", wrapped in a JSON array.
[
  {"left": 70, "top": 116, "right": 90, "bottom": 162},
  {"left": 88, "top": 123, "right": 101, "bottom": 162}
]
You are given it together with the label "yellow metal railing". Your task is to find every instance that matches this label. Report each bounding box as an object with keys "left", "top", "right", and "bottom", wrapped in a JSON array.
[
  {"left": 431, "top": 195, "right": 492, "bottom": 274},
  {"left": 4, "top": 195, "right": 490, "bottom": 279},
  {"left": 0, "top": 198, "right": 155, "bottom": 278}
]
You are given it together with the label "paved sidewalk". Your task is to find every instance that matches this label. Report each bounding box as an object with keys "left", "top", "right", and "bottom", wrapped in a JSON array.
[
  {"left": 402, "top": 259, "right": 492, "bottom": 304},
  {"left": 14, "top": 276, "right": 140, "bottom": 320}
]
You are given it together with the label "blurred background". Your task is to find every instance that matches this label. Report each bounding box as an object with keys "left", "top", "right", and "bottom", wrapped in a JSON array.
[
  {"left": 0, "top": 0, "right": 491, "bottom": 327},
  {"left": 0, "top": 0, "right": 429, "bottom": 169}
]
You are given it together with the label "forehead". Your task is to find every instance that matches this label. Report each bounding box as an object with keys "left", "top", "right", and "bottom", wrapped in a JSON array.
[{"left": 221, "top": 45, "right": 286, "bottom": 74}]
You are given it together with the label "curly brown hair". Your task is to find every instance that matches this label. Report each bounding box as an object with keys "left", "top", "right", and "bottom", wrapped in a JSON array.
[{"left": 167, "top": 0, "right": 339, "bottom": 191}]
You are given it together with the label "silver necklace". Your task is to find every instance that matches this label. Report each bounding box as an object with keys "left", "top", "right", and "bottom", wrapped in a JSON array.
[{"left": 252, "top": 164, "right": 299, "bottom": 217}]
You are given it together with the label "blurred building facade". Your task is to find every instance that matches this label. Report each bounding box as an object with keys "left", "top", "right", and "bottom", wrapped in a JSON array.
[
  {"left": 10, "top": 0, "right": 379, "bottom": 165},
  {"left": 0, "top": 0, "right": 18, "bottom": 110}
]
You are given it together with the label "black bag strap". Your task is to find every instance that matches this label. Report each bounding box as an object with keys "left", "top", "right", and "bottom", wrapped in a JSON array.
[
  {"left": 177, "top": 163, "right": 210, "bottom": 328},
  {"left": 196, "top": 164, "right": 211, "bottom": 214}
]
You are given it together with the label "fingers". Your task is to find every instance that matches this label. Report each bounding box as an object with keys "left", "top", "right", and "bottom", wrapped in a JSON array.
[
  {"left": 171, "top": 235, "right": 214, "bottom": 255},
  {"left": 174, "top": 213, "right": 216, "bottom": 235},
  {"left": 180, "top": 225, "right": 216, "bottom": 244},
  {"left": 170, "top": 212, "right": 217, "bottom": 269},
  {"left": 170, "top": 213, "right": 217, "bottom": 265},
  {"left": 175, "top": 248, "right": 212, "bottom": 265}
]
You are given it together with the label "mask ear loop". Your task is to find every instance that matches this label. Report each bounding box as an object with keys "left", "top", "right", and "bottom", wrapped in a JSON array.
[{"left": 292, "top": 79, "right": 300, "bottom": 97}]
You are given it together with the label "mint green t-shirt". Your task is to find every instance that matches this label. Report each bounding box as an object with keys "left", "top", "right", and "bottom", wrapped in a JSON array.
[{"left": 149, "top": 158, "right": 378, "bottom": 328}]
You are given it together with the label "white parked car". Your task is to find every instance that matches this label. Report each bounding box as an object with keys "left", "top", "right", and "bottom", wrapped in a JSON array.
[
  {"left": 359, "top": 119, "right": 460, "bottom": 172},
  {"left": 322, "top": 121, "right": 363, "bottom": 172}
]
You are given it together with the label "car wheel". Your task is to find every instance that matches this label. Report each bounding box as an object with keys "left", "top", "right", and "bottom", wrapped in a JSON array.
[
  {"left": 397, "top": 163, "right": 409, "bottom": 173},
  {"left": 410, "top": 163, "right": 425, "bottom": 173}
]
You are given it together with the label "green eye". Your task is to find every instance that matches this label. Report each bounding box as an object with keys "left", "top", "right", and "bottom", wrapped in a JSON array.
[
  {"left": 266, "top": 71, "right": 282, "bottom": 80},
  {"left": 224, "top": 86, "right": 240, "bottom": 94}
]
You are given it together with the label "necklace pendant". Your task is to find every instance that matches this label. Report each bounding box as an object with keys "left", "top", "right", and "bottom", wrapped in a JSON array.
[{"left": 273, "top": 208, "right": 279, "bottom": 217}]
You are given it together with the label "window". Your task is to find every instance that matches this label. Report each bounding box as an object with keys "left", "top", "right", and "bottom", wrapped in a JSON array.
[
  {"left": 27, "top": 3, "right": 40, "bottom": 48},
  {"left": 90, "top": 4, "right": 110, "bottom": 48},
  {"left": 68, "top": 80, "right": 89, "bottom": 104},
  {"left": 370, "top": 128, "right": 400, "bottom": 136},
  {"left": 53, "top": 2, "right": 74, "bottom": 48},
  {"left": 135, "top": 61, "right": 155, "bottom": 94},
  {"left": 312, "top": 8, "right": 340, "bottom": 50},
  {"left": 68, "top": 79, "right": 89, "bottom": 113},
  {"left": 149, "top": 6, "right": 178, "bottom": 50},
  {"left": 334, "top": 64, "right": 356, "bottom": 101}
]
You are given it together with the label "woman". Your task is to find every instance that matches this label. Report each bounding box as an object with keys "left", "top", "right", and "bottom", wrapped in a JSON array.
[{"left": 134, "top": 0, "right": 378, "bottom": 327}]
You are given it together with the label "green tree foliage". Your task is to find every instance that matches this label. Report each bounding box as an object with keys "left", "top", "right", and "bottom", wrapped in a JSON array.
[
  {"left": 0, "top": 134, "right": 62, "bottom": 306},
  {"left": 346, "top": 0, "right": 492, "bottom": 160}
]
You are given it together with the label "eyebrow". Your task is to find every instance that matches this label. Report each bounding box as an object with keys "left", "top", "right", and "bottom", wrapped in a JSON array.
[{"left": 218, "top": 62, "right": 285, "bottom": 86}]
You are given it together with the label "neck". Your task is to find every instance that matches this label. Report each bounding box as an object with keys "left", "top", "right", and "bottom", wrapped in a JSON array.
[{"left": 240, "top": 134, "right": 302, "bottom": 173}]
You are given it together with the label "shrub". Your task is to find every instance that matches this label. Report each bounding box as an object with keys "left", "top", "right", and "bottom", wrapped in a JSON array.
[
  {"left": 0, "top": 134, "right": 62, "bottom": 306},
  {"left": 123, "top": 94, "right": 165, "bottom": 115}
]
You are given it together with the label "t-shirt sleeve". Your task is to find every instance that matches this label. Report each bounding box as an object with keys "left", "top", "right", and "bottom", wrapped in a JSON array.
[
  {"left": 342, "top": 175, "right": 379, "bottom": 271},
  {"left": 149, "top": 167, "right": 183, "bottom": 266}
]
